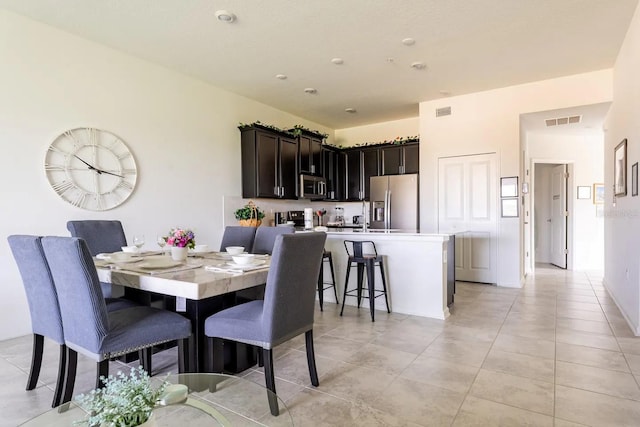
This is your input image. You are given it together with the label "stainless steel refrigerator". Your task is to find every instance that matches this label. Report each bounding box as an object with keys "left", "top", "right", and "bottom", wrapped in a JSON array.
[{"left": 369, "top": 174, "right": 419, "bottom": 230}]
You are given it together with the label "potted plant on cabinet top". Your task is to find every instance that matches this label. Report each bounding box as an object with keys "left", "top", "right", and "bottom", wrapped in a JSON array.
[
  {"left": 234, "top": 200, "right": 265, "bottom": 227},
  {"left": 75, "top": 366, "right": 168, "bottom": 427}
]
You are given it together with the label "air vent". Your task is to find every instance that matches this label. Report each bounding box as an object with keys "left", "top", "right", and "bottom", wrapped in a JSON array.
[
  {"left": 545, "top": 115, "right": 581, "bottom": 127},
  {"left": 436, "top": 106, "right": 451, "bottom": 117}
]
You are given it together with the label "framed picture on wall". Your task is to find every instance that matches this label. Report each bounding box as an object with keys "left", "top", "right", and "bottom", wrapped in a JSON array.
[
  {"left": 577, "top": 186, "right": 591, "bottom": 199},
  {"left": 593, "top": 183, "right": 605, "bottom": 204},
  {"left": 501, "top": 198, "right": 519, "bottom": 217},
  {"left": 500, "top": 177, "right": 518, "bottom": 197},
  {"left": 632, "top": 162, "right": 638, "bottom": 197},
  {"left": 614, "top": 139, "right": 627, "bottom": 196}
]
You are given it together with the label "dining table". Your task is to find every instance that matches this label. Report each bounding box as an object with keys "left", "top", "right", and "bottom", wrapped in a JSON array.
[{"left": 95, "top": 250, "right": 271, "bottom": 373}]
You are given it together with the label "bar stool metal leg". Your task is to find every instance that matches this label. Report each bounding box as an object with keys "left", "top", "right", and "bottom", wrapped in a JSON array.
[
  {"left": 366, "top": 259, "right": 376, "bottom": 322},
  {"left": 327, "top": 253, "right": 339, "bottom": 303},
  {"left": 378, "top": 259, "right": 391, "bottom": 313},
  {"left": 340, "top": 260, "right": 352, "bottom": 316}
]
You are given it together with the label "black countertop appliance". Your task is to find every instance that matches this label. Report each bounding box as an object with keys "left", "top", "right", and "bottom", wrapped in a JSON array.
[{"left": 287, "top": 211, "right": 305, "bottom": 227}]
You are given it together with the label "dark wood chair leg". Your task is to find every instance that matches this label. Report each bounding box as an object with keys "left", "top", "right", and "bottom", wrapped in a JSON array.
[
  {"left": 258, "top": 348, "right": 264, "bottom": 367},
  {"left": 178, "top": 337, "right": 190, "bottom": 373},
  {"left": 27, "top": 334, "right": 44, "bottom": 391},
  {"left": 96, "top": 360, "right": 109, "bottom": 389},
  {"left": 61, "top": 348, "right": 78, "bottom": 404},
  {"left": 263, "top": 348, "right": 279, "bottom": 416},
  {"left": 52, "top": 344, "right": 67, "bottom": 407},
  {"left": 209, "top": 337, "right": 224, "bottom": 373},
  {"left": 139, "top": 348, "right": 152, "bottom": 375},
  {"left": 305, "top": 330, "right": 319, "bottom": 387}
]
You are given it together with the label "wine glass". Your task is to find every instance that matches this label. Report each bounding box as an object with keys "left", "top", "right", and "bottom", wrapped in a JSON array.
[
  {"left": 157, "top": 235, "right": 166, "bottom": 254},
  {"left": 133, "top": 234, "right": 145, "bottom": 252}
]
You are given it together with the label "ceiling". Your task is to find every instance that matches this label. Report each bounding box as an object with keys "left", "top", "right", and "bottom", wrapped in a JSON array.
[{"left": 0, "top": 0, "right": 638, "bottom": 129}]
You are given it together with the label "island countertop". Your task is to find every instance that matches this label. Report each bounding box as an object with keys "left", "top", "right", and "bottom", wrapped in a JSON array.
[{"left": 323, "top": 231, "right": 451, "bottom": 320}]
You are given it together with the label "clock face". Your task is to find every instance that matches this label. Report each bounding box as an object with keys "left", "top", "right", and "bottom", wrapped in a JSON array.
[{"left": 45, "top": 128, "right": 138, "bottom": 211}]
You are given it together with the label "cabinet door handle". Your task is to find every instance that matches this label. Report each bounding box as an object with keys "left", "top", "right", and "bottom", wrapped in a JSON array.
[
  {"left": 311, "top": 164, "right": 315, "bottom": 174},
  {"left": 274, "top": 186, "right": 279, "bottom": 196}
]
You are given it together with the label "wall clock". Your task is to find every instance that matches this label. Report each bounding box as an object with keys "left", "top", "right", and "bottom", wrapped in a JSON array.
[{"left": 44, "top": 127, "right": 138, "bottom": 211}]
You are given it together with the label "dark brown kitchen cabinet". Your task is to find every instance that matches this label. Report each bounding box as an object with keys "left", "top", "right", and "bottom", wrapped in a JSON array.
[
  {"left": 297, "top": 131, "right": 323, "bottom": 176},
  {"left": 322, "top": 146, "right": 344, "bottom": 201},
  {"left": 380, "top": 142, "right": 419, "bottom": 175},
  {"left": 345, "top": 147, "right": 379, "bottom": 201},
  {"left": 240, "top": 125, "right": 298, "bottom": 199}
]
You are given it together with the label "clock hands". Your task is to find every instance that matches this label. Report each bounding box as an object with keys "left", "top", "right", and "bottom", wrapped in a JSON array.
[{"left": 73, "top": 154, "right": 124, "bottom": 178}]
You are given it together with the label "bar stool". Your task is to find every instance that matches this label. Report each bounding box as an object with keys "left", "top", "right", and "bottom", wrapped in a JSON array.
[
  {"left": 340, "top": 240, "right": 390, "bottom": 322},
  {"left": 317, "top": 250, "right": 338, "bottom": 311}
]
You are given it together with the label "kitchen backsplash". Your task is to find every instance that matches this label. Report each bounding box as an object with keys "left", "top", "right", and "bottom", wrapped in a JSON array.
[{"left": 223, "top": 196, "right": 369, "bottom": 228}]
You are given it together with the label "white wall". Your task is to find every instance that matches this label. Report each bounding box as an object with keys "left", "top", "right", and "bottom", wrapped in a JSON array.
[
  {"left": 334, "top": 117, "right": 419, "bottom": 147},
  {"left": 419, "top": 70, "right": 613, "bottom": 286},
  {"left": 603, "top": 3, "right": 640, "bottom": 334},
  {"left": 0, "top": 10, "right": 332, "bottom": 340}
]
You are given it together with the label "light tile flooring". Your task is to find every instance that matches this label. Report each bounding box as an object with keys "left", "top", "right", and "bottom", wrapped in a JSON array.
[{"left": 2, "top": 264, "right": 640, "bottom": 426}]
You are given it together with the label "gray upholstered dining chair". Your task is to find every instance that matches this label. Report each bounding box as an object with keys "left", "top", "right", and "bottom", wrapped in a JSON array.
[
  {"left": 66, "top": 220, "right": 128, "bottom": 256},
  {"left": 205, "top": 232, "right": 327, "bottom": 416},
  {"left": 41, "top": 236, "right": 192, "bottom": 404},
  {"left": 251, "top": 225, "right": 295, "bottom": 255},
  {"left": 219, "top": 226, "right": 257, "bottom": 252},
  {"left": 7, "top": 235, "right": 138, "bottom": 407},
  {"left": 7, "top": 235, "right": 66, "bottom": 408},
  {"left": 67, "top": 220, "right": 128, "bottom": 298}
]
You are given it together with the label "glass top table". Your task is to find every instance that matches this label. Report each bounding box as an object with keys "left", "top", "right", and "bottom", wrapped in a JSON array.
[{"left": 20, "top": 373, "right": 293, "bottom": 426}]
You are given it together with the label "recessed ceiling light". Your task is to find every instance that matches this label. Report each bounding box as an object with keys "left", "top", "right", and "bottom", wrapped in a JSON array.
[
  {"left": 275, "top": 74, "right": 287, "bottom": 80},
  {"left": 402, "top": 38, "right": 416, "bottom": 46},
  {"left": 215, "top": 10, "right": 236, "bottom": 23},
  {"left": 345, "top": 108, "right": 357, "bottom": 113},
  {"left": 439, "top": 90, "right": 451, "bottom": 96},
  {"left": 410, "top": 62, "right": 426, "bottom": 70},
  {"left": 304, "top": 88, "right": 317, "bottom": 94},
  {"left": 331, "top": 58, "right": 344, "bottom": 65}
]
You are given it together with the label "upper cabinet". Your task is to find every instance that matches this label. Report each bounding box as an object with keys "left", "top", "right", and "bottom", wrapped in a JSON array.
[
  {"left": 240, "top": 125, "right": 298, "bottom": 199},
  {"left": 296, "top": 130, "right": 324, "bottom": 176},
  {"left": 380, "top": 142, "right": 419, "bottom": 175},
  {"left": 322, "top": 146, "right": 344, "bottom": 201},
  {"left": 345, "top": 147, "right": 380, "bottom": 201},
  {"left": 239, "top": 122, "right": 418, "bottom": 202}
]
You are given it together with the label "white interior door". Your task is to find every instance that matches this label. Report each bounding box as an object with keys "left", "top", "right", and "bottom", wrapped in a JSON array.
[
  {"left": 550, "top": 164, "right": 567, "bottom": 268},
  {"left": 438, "top": 154, "right": 497, "bottom": 284}
]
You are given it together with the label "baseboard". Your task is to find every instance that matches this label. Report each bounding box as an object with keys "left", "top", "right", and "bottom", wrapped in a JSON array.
[{"left": 602, "top": 277, "right": 640, "bottom": 336}]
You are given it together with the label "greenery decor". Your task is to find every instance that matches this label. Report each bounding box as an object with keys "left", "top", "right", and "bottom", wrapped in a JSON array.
[
  {"left": 165, "top": 228, "right": 196, "bottom": 249},
  {"left": 75, "top": 366, "right": 168, "bottom": 427},
  {"left": 238, "top": 121, "right": 292, "bottom": 135},
  {"left": 234, "top": 200, "right": 265, "bottom": 226},
  {"left": 352, "top": 135, "right": 419, "bottom": 147},
  {"left": 290, "top": 125, "right": 329, "bottom": 140}
]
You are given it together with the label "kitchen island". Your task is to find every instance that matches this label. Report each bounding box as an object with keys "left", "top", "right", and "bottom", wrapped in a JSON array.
[{"left": 323, "top": 230, "right": 451, "bottom": 320}]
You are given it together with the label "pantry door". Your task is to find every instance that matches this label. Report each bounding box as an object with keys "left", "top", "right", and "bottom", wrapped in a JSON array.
[{"left": 438, "top": 153, "right": 497, "bottom": 284}]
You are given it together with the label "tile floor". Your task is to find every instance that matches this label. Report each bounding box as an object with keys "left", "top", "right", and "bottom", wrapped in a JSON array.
[{"left": 2, "top": 264, "right": 640, "bottom": 426}]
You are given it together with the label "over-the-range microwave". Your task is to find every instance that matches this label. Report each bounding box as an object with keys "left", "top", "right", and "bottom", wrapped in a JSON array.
[{"left": 299, "top": 174, "right": 326, "bottom": 200}]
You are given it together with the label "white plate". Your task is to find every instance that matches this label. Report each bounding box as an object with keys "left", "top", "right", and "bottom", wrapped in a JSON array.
[
  {"left": 138, "top": 259, "right": 182, "bottom": 269},
  {"left": 96, "top": 252, "right": 141, "bottom": 263},
  {"left": 226, "top": 259, "right": 266, "bottom": 268},
  {"left": 188, "top": 249, "right": 215, "bottom": 256}
]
